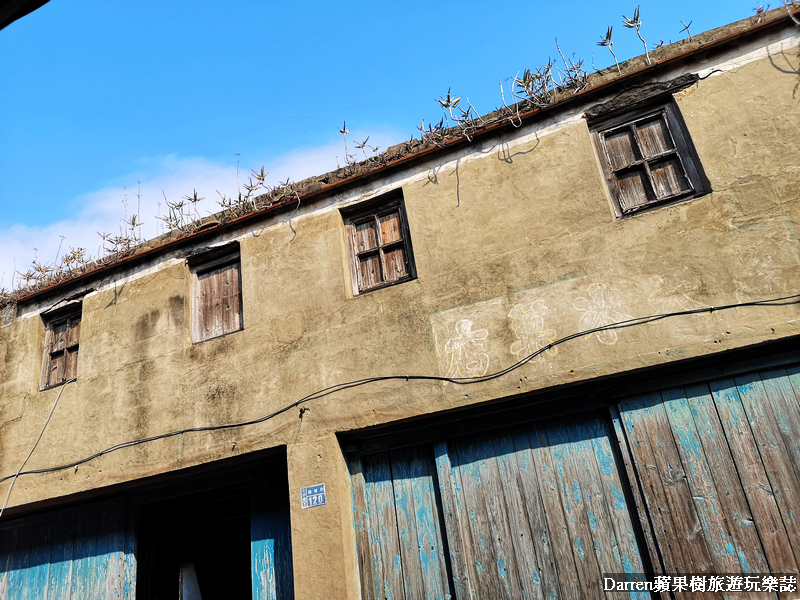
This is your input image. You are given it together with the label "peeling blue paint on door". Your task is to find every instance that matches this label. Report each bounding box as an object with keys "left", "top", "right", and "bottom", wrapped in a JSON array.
[
  {"left": 251, "top": 483, "right": 294, "bottom": 600},
  {"left": 0, "top": 504, "right": 136, "bottom": 600},
  {"left": 349, "top": 413, "right": 649, "bottom": 599}
]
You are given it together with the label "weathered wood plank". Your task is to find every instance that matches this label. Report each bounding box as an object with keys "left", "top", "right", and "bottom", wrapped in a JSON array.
[
  {"left": 64, "top": 348, "right": 78, "bottom": 381},
  {"left": 609, "top": 405, "right": 666, "bottom": 583},
  {"left": 650, "top": 156, "right": 690, "bottom": 197},
  {"left": 355, "top": 219, "right": 378, "bottom": 251},
  {"left": 347, "top": 454, "right": 378, "bottom": 600},
  {"left": 390, "top": 447, "right": 426, "bottom": 600},
  {"left": 209, "top": 266, "right": 223, "bottom": 338},
  {"left": 475, "top": 434, "right": 526, "bottom": 600},
  {"left": 616, "top": 168, "right": 651, "bottom": 210},
  {"left": 734, "top": 374, "right": 800, "bottom": 567},
  {"left": 528, "top": 424, "right": 583, "bottom": 599},
  {"left": 66, "top": 316, "right": 81, "bottom": 348},
  {"left": 359, "top": 253, "right": 382, "bottom": 290},
  {"left": 70, "top": 511, "right": 97, "bottom": 600},
  {"left": 6, "top": 525, "right": 31, "bottom": 600},
  {"left": 619, "top": 392, "right": 715, "bottom": 581},
  {"left": 383, "top": 245, "right": 407, "bottom": 282},
  {"left": 507, "top": 428, "right": 561, "bottom": 600},
  {"left": 224, "top": 262, "right": 242, "bottom": 333},
  {"left": 0, "top": 528, "right": 13, "bottom": 599},
  {"left": 544, "top": 421, "right": 604, "bottom": 600},
  {"left": 636, "top": 115, "right": 673, "bottom": 156},
  {"left": 362, "top": 452, "right": 404, "bottom": 600},
  {"left": 251, "top": 486, "right": 275, "bottom": 600},
  {"left": 250, "top": 482, "right": 294, "bottom": 600},
  {"left": 100, "top": 507, "right": 126, "bottom": 600},
  {"left": 786, "top": 365, "right": 800, "bottom": 403},
  {"left": 567, "top": 418, "right": 630, "bottom": 591},
  {"left": 391, "top": 446, "right": 450, "bottom": 600},
  {"left": 378, "top": 211, "right": 402, "bottom": 244},
  {"left": 492, "top": 431, "right": 546, "bottom": 600},
  {"left": 122, "top": 509, "right": 136, "bottom": 600},
  {"left": 407, "top": 448, "right": 450, "bottom": 600},
  {"left": 450, "top": 438, "right": 497, "bottom": 598},
  {"left": 710, "top": 378, "right": 799, "bottom": 576},
  {"left": 434, "top": 441, "right": 476, "bottom": 600},
  {"left": 683, "top": 384, "right": 771, "bottom": 577},
  {"left": 273, "top": 505, "right": 294, "bottom": 600},
  {"left": 451, "top": 436, "right": 512, "bottom": 599},
  {"left": 51, "top": 321, "right": 67, "bottom": 352},
  {"left": 46, "top": 516, "right": 75, "bottom": 600},
  {"left": 661, "top": 387, "right": 746, "bottom": 577},
  {"left": 28, "top": 521, "right": 51, "bottom": 600},
  {"left": 759, "top": 369, "right": 800, "bottom": 491},
  {"left": 0, "top": 528, "right": 12, "bottom": 599},
  {"left": 605, "top": 128, "right": 638, "bottom": 168},
  {"left": 49, "top": 352, "right": 65, "bottom": 387},
  {"left": 583, "top": 417, "right": 649, "bottom": 600},
  {"left": 89, "top": 511, "right": 111, "bottom": 600}
]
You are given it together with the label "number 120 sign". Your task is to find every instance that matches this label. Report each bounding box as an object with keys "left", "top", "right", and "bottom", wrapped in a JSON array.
[{"left": 301, "top": 483, "right": 326, "bottom": 509}]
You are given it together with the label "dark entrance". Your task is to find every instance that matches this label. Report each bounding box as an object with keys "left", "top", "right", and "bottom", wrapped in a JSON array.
[
  {"left": 136, "top": 486, "right": 252, "bottom": 600},
  {"left": 133, "top": 450, "right": 294, "bottom": 600}
]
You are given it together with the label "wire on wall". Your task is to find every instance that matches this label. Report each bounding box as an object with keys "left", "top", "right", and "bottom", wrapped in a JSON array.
[
  {"left": 0, "top": 294, "right": 798, "bottom": 492},
  {"left": 0, "top": 378, "right": 74, "bottom": 517}
]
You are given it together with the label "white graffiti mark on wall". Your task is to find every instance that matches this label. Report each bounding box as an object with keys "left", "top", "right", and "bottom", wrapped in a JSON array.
[
  {"left": 508, "top": 301, "right": 558, "bottom": 360},
  {"left": 444, "top": 319, "right": 490, "bottom": 378},
  {"left": 573, "top": 283, "right": 632, "bottom": 345}
]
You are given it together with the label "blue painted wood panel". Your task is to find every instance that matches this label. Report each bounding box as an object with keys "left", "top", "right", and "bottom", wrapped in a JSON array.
[
  {"left": 390, "top": 446, "right": 450, "bottom": 600},
  {"left": 251, "top": 484, "right": 294, "bottom": 600},
  {"left": 350, "top": 448, "right": 451, "bottom": 600},
  {"left": 619, "top": 364, "right": 800, "bottom": 587},
  {"left": 350, "top": 413, "right": 648, "bottom": 600},
  {"left": 0, "top": 505, "right": 135, "bottom": 600},
  {"left": 439, "top": 416, "right": 648, "bottom": 600}
]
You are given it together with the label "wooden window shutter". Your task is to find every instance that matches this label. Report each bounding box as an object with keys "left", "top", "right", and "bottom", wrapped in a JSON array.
[
  {"left": 591, "top": 98, "right": 708, "bottom": 218},
  {"left": 41, "top": 306, "right": 81, "bottom": 390},
  {"left": 343, "top": 192, "right": 416, "bottom": 295},
  {"left": 192, "top": 249, "right": 243, "bottom": 343}
]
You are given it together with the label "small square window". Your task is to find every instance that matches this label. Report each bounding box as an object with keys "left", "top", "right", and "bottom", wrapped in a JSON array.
[
  {"left": 190, "top": 246, "right": 243, "bottom": 343},
  {"left": 591, "top": 98, "right": 709, "bottom": 217},
  {"left": 342, "top": 192, "right": 416, "bottom": 294},
  {"left": 41, "top": 305, "right": 81, "bottom": 390}
]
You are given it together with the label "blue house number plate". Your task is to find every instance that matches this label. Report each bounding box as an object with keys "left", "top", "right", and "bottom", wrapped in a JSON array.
[{"left": 300, "top": 483, "right": 326, "bottom": 509}]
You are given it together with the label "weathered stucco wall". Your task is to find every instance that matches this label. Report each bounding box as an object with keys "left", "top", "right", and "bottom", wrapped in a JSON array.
[{"left": 1, "top": 26, "right": 799, "bottom": 598}]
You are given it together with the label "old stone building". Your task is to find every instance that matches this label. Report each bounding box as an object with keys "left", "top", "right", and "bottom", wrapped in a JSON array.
[{"left": 1, "top": 7, "right": 799, "bottom": 599}]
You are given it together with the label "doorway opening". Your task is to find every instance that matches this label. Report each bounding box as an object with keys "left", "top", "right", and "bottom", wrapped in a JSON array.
[{"left": 137, "top": 485, "right": 252, "bottom": 600}]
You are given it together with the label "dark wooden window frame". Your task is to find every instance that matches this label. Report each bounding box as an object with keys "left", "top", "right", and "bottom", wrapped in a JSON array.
[
  {"left": 40, "top": 303, "right": 82, "bottom": 390},
  {"left": 342, "top": 192, "right": 416, "bottom": 295},
  {"left": 591, "top": 97, "right": 709, "bottom": 218},
  {"left": 189, "top": 246, "right": 244, "bottom": 343}
]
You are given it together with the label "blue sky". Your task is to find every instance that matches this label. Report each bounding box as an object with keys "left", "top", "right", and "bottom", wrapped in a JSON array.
[{"left": 0, "top": 0, "right": 764, "bottom": 287}]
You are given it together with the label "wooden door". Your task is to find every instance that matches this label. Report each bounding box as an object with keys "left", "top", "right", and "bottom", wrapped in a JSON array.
[
  {"left": 437, "top": 414, "right": 649, "bottom": 600},
  {"left": 618, "top": 365, "right": 800, "bottom": 599},
  {"left": 0, "top": 505, "right": 136, "bottom": 599},
  {"left": 349, "top": 446, "right": 452, "bottom": 600},
  {"left": 349, "top": 413, "right": 650, "bottom": 599}
]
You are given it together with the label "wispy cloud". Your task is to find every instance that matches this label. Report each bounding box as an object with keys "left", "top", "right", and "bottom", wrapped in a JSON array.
[{"left": 0, "top": 129, "right": 401, "bottom": 290}]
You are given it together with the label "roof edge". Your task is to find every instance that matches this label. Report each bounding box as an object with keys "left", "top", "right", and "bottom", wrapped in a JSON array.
[{"left": 5, "top": 5, "right": 799, "bottom": 309}]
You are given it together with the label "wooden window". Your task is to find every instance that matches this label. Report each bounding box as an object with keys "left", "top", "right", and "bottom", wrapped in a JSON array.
[
  {"left": 592, "top": 98, "right": 708, "bottom": 217},
  {"left": 343, "top": 193, "right": 416, "bottom": 294},
  {"left": 41, "top": 306, "right": 81, "bottom": 390},
  {"left": 191, "top": 249, "right": 243, "bottom": 343}
]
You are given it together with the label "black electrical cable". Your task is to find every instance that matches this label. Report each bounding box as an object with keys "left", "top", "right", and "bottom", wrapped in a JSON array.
[{"left": 0, "top": 293, "right": 797, "bottom": 486}]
